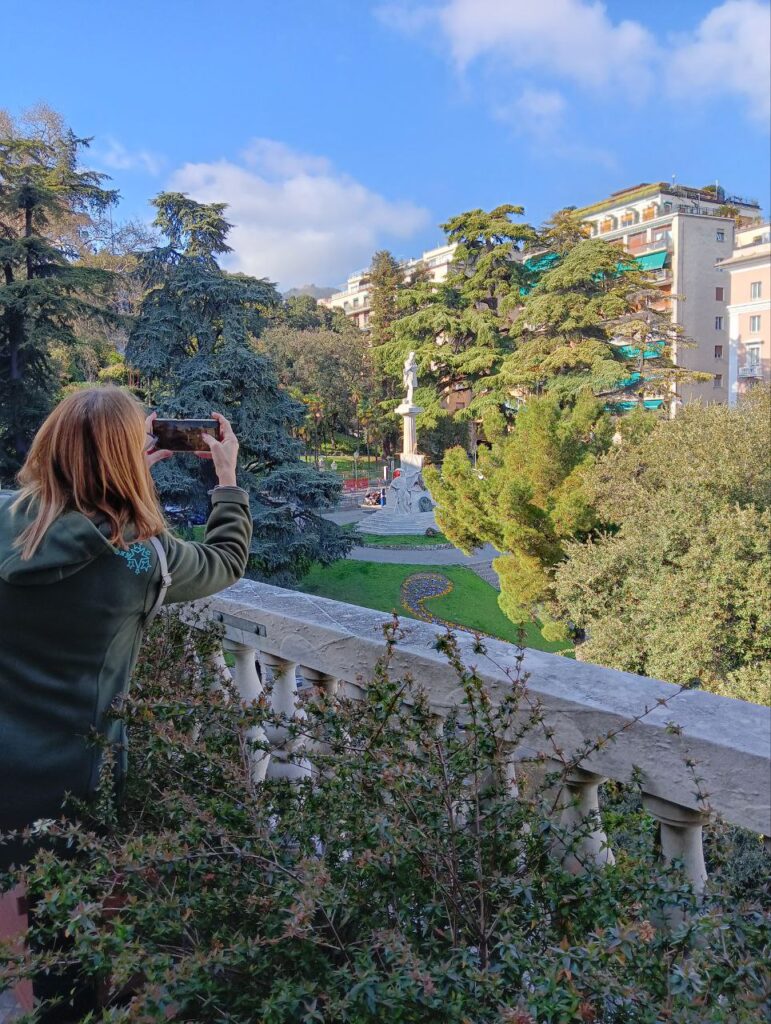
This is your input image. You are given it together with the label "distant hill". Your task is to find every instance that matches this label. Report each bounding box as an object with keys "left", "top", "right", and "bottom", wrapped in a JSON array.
[{"left": 283, "top": 284, "right": 337, "bottom": 300}]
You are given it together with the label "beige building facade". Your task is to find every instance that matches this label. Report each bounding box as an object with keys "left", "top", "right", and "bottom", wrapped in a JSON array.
[
  {"left": 576, "top": 182, "right": 762, "bottom": 406},
  {"left": 320, "top": 243, "right": 457, "bottom": 331},
  {"left": 718, "top": 224, "right": 771, "bottom": 406}
]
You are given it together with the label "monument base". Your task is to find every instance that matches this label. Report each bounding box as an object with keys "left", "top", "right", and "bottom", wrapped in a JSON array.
[
  {"left": 359, "top": 450, "right": 438, "bottom": 536},
  {"left": 360, "top": 507, "right": 439, "bottom": 536}
]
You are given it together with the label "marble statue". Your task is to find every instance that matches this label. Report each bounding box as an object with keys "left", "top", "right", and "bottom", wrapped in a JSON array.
[
  {"left": 403, "top": 351, "right": 418, "bottom": 407},
  {"left": 363, "top": 348, "right": 437, "bottom": 534}
]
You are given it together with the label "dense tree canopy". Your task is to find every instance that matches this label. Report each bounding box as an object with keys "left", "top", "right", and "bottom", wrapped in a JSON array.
[
  {"left": 425, "top": 392, "right": 613, "bottom": 632},
  {"left": 257, "top": 319, "right": 372, "bottom": 448},
  {"left": 379, "top": 207, "right": 701, "bottom": 449},
  {"left": 552, "top": 390, "right": 771, "bottom": 701},
  {"left": 497, "top": 237, "right": 705, "bottom": 406},
  {"left": 127, "top": 192, "right": 350, "bottom": 583},
  {"left": 0, "top": 107, "right": 118, "bottom": 479},
  {"left": 379, "top": 206, "right": 537, "bottom": 440}
]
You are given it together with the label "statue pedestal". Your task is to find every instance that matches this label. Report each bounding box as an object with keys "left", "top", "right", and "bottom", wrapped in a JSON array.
[
  {"left": 361, "top": 450, "right": 437, "bottom": 537},
  {"left": 361, "top": 382, "right": 437, "bottom": 536},
  {"left": 395, "top": 402, "right": 422, "bottom": 458}
]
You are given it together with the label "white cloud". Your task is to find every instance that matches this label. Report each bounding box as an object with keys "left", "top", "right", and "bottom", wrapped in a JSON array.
[
  {"left": 497, "top": 87, "right": 567, "bottom": 139},
  {"left": 495, "top": 85, "right": 617, "bottom": 168},
  {"left": 374, "top": 3, "right": 438, "bottom": 35},
  {"left": 167, "top": 139, "right": 429, "bottom": 289},
  {"left": 97, "top": 137, "right": 164, "bottom": 176},
  {"left": 378, "top": 0, "right": 771, "bottom": 127},
  {"left": 378, "top": 0, "right": 657, "bottom": 92},
  {"left": 668, "top": 0, "right": 771, "bottom": 123}
]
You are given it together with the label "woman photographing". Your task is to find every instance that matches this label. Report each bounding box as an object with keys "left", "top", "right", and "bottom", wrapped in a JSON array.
[{"left": 0, "top": 387, "right": 252, "bottom": 1019}]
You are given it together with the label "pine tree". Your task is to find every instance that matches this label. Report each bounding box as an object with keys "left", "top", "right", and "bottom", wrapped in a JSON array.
[
  {"left": 126, "top": 192, "right": 350, "bottom": 584},
  {"left": 425, "top": 392, "right": 611, "bottom": 632},
  {"left": 0, "top": 110, "right": 118, "bottom": 480},
  {"left": 368, "top": 250, "right": 403, "bottom": 348},
  {"left": 496, "top": 237, "right": 705, "bottom": 406},
  {"left": 366, "top": 250, "right": 407, "bottom": 456},
  {"left": 379, "top": 206, "right": 536, "bottom": 444}
]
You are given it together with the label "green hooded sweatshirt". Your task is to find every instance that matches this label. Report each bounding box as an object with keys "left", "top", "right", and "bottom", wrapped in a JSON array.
[{"left": 0, "top": 486, "right": 252, "bottom": 868}]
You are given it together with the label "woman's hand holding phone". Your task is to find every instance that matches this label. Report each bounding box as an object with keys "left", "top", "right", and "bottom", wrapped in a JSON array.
[
  {"left": 144, "top": 412, "right": 174, "bottom": 468},
  {"left": 145, "top": 411, "right": 238, "bottom": 487},
  {"left": 195, "top": 412, "right": 239, "bottom": 487}
]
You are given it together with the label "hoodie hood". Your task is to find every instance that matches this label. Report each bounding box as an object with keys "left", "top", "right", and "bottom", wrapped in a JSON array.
[{"left": 0, "top": 496, "right": 113, "bottom": 586}]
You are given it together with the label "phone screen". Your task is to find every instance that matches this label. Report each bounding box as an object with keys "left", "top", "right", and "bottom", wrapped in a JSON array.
[{"left": 152, "top": 419, "right": 219, "bottom": 452}]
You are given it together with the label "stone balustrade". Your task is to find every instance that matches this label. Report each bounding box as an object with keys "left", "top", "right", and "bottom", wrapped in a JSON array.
[{"left": 192, "top": 579, "right": 771, "bottom": 893}]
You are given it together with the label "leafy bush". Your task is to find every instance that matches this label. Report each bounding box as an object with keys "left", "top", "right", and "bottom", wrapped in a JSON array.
[{"left": 1, "top": 613, "right": 769, "bottom": 1022}]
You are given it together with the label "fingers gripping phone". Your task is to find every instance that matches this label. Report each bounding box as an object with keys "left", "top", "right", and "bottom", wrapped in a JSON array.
[{"left": 152, "top": 418, "right": 220, "bottom": 452}]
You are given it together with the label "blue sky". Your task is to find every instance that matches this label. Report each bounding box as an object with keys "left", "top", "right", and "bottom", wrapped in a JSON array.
[{"left": 2, "top": 0, "right": 769, "bottom": 288}]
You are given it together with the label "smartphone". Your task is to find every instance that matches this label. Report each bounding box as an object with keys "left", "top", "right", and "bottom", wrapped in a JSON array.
[{"left": 152, "top": 418, "right": 219, "bottom": 452}]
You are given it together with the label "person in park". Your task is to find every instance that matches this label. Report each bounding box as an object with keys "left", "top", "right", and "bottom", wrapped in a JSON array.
[{"left": 0, "top": 386, "right": 252, "bottom": 1019}]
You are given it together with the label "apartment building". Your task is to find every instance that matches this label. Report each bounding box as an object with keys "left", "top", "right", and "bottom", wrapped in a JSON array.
[
  {"left": 718, "top": 224, "right": 771, "bottom": 406},
  {"left": 320, "top": 243, "right": 457, "bottom": 331},
  {"left": 576, "top": 182, "right": 762, "bottom": 405}
]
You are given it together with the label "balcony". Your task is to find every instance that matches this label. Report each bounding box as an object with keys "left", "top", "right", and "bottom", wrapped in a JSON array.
[
  {"left": 194, "top": 580, "right": 771, "bottom": 892},
  {"left": 739, "top": 365, "right": 764, "bottom": 379},
  {"left": 632, "top": 236, "right": 673, "bottom": 254}
]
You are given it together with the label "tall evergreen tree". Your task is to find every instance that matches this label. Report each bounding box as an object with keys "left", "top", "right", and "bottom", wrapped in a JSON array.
[
  {"left": 368, "top": 250, "right": 403, "bottom": 348},
  {"left": 537, "top": 206, "right": 591, "bottom": 254},
  {"left": 425, "top": 392, "right": 612, "bottom": 633},
  {"left": 127, "top": 192, "right": 350, "bottom": 584},
  {"left": 379, "top": 206, "right": 536, "bottom": 444},
  {"left": 367, "top": 250, "right": 407, "bottom": 456},
  {"left": 497, "top": 237, "right": 706, "bottom": 406},
  {"left": 0, "top": 110, "right": 117, "bottom": 479}
]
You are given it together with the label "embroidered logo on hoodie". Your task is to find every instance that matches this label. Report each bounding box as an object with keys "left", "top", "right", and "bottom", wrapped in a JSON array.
[{"left": 113, "top": 543, "right": 151, "bottom": 575}]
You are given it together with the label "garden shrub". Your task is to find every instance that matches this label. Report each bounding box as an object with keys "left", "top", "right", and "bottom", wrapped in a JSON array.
[{"left": 1, "top": 612, "right": 769, "bottom": 1022}]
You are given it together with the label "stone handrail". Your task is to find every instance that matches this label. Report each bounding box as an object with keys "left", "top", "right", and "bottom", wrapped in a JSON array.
[{"left": 192, "top": 579, "right": 771, "bottom": 891}]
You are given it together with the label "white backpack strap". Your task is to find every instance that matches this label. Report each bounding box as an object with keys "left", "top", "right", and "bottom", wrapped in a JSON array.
[{"left": 146, "top": 536, "right": 172, "bottom": 624}]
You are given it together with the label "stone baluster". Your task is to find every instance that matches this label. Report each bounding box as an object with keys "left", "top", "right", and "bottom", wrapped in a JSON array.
[
  {"left": 298, "top": 667, "right": 339, "bottom": 699},
  {"left": 222, "top": 639, "right": 269, "bottom": 785},
  {"left": 205, "top": 646, "right": 233, "bottom": 697},
  {"left": 556, "top": 767, "right": 615, "bottom": 873},
  {"left": 261, "top": 653, "right": 311, "bottom": 782},
  {"left": 295, "top": 667, "right": 340, "bottom": 766},
  {"left": 642, "top": 794, "right": 709, "bottom": 893}
]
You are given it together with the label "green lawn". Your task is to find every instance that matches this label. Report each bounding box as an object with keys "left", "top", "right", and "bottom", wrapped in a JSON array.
[{"left": 297, "top": 559, "right": 570, "bottom": 654}]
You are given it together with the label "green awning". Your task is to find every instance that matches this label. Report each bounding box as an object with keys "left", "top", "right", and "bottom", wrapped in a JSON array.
[
  {"left": 635, "top": 249, "right": 668, "bottom": 271},
  {"left": 524, "top": 251, "right": 560, "bottom": 271}
]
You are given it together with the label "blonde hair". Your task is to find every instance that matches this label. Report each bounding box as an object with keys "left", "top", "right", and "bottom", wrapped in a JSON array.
[{"left": 13, "top": 387, "right": 166, "bottom": 559}]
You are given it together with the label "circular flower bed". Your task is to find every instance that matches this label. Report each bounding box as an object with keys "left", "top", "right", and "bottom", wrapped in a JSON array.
[{"left": 400, "top": 572, "right": 492, "bottom": 637}]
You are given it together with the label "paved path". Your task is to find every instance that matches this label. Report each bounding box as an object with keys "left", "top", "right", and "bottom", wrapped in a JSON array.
[
  {"left": 347, "top": 542, "right": 498, "bottom": 568},
  {"left": 325, "top": 507, "right": 501, "bottom": 589},
  {"left": 324, "top": 508, "right": 370, "bottom": 526}
]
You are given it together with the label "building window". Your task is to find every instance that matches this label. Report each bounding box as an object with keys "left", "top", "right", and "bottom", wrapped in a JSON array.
[
  {"left": 747, "top": 344, "right": 761, "bottom": 367},
  {"left": 715, "top": 286, "right": 724, "bottom": 301},
  {"left": 714, "top": 345, "right": 723, "bottom": 358},
  {"left": 715, "top": 230, "right": 725, "bottom": 242},
  {"left": 751, "top": 281, "right": 762, "bottom": 299},
  {"left": 352, "top": 298, "right": 359, "bottom": 308},
  {"left": 713, "top": 373, "right": 723, "bottom": 388},
  {"left": 715, "top": 316, "right": 724, "bottom": 330},
  {"left": 750, "top": 315, "right": 761, "bottom": 333}
]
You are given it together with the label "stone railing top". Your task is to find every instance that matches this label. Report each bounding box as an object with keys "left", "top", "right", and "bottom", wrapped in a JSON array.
[{"left": 197, "top": 580, "right": 771, "bottom": 836}]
